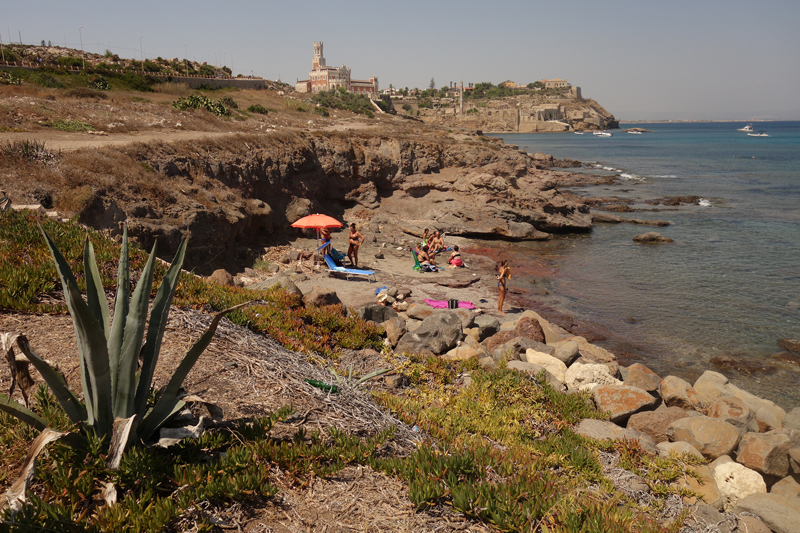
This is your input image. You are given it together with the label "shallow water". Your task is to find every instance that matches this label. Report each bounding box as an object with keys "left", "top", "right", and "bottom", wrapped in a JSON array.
[{"left": 491, "top": 122, "right": 800, "bottom": 408}]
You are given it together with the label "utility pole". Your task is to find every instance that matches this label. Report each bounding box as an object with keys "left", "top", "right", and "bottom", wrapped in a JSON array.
[
  {"left": 18, "top": 31, "right": 21, "bottom": 45},
  {"left": 79, "top": 26, "right": 84, "bottom": 69},
  {"left": 63, "top": 34, "right": 66, "bottom": 48},
  {"left": 230, "top": 50, "right": 233, "bottom": 77},
  {"left": 184, "top": 43, "right": 188, "bottom": 76},
  {"left": 0, "top": 34, "right": 5, "bottom": 62},
  {"left": 139, "top": 36, "right": 144, "bottom": 72}
]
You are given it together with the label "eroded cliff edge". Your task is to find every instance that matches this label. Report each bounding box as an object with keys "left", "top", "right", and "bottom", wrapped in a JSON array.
[{"left": 72, "top": 131, "right": 591, "bottom": 273}]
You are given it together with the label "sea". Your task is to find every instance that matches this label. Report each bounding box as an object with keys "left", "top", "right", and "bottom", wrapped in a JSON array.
[{"left": 490, "top": 121, "right": 800, "bottom": 409}]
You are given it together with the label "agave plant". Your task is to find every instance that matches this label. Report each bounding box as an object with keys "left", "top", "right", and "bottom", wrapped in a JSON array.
[{"left": 0, "top": 225, "right": 246, "bottom": 452}]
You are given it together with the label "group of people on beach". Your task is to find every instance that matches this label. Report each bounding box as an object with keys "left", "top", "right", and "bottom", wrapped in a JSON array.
[
  {"left": 320, "top": 223, "right": 365, "bottom": 268},
  {"left": 415, "top": 228, "right": 464, "bottom": 270}
]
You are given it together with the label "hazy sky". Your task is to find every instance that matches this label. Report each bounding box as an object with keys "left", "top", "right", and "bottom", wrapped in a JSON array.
[{"left": 5, "top": 1, "right": 799, "bottom": 121}]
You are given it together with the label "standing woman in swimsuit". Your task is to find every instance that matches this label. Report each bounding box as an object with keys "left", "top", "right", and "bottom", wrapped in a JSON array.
[
  {"left": 347, "top": 223, "right": 365, "bottom": 267},
  {"left": 496, "top": 260, "right": 510, "bottom": 315}
]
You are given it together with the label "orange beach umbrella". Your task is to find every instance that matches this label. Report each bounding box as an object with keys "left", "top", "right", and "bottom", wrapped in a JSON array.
[{"left": 290, "top": 214, "right": 343, "bottom": 229}]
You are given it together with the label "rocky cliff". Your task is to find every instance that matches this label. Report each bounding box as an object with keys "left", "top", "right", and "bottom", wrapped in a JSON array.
[{"left": 75, "top": 131, "right": 591, "bottom": 273}]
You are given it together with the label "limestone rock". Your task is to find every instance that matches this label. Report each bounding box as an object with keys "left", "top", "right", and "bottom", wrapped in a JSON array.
[
  {"left": 623, "top": 363, "right": 662, "bottom": 393},
  {"left": 733, "top": 493, "right": 800, "bottom": 533},
  {"left": 736, "top": 431, "right": 791, "bottom": 477},
  {"left": 657, "top": 441, "right": 704, "bottom": 459},
  {"left": 592, "top": 385, "right": 659, "bottom": 424},
  {"left": 442, "top": 338, "right": 490, "bottom": 361},
  {"left": 353, "top": 304, "right": 398, "bottom": 323},
  {"left": 506, "top": 361, "right": 565, "bottom": 392},
  {"left": 784, "top": 408, "right": 800, "bottom": 431},
  {"left": 735, "top": 515, "right": 771, "bottom": 533},
  {"left": 395, "top": 311, "right": 462, "bottom": 356},
  {"left": 208, "top": 268, "right": 235, "bottom": 286},
  {"left": 479, "top": 356, "right": 498, "bottom": 372},
  {"left": 522, "top": 350, "right": 567, "bottom": 383},
  {"left": 382, "top": 317, "right": 407, "bottom": 347},
  {"left": 574, "top": 418, "right": 657, "bottom": 455},
  {"left": 302, "top": 286, "right": 341, "bottom": 307},
  {"left": 627, "top": 406, "right": 690, "bottom": 444},
  {"left": 452, "top": 308, "right": 476, "bottom": 329},
  {"left": 693, "top": 370, "right": 728, "bottom": 406},
  {"left": 569, "top": 336, "right": 617, "bottom": 364},
  {"left": 790, "top": 448, "right": 800, "bottom": 474},
  {"left": 714, "top": 461, "right": 767, "bottom": 511},
  {"left": 551, "top": 339, "right": 580, "bottom": 366},
  {"left": 481, "top": 330, "right": 519, "bottom": 352},
  {"left": 405, "top": 303, "right": 434, "bottom": 320},
  {"left": 770, "top": 474, "right": 800, "bottom": 500},
  {"left": 708, "top": 396, "right": 758, "bottom": 436},
  {"left": 491, "top": 337, "right": 549, "bottom": 362},
  {"left": 667, "top": 416, "right": 741, "bottom": 459},
  {"left": 246, "top": 275, "right": 303, "bottom": 298},
  {"left": 676, "top": 465, "right": 723, "bottom": 511},
  {"left": 518, "top": 310, "right": 570, "bottom": 344},
  {"left": 565, "top": 363, "right": 621, "bottom": 391},
  {"left": 473, "top": 315, "right": 500, "bottom": 340},
  {"left": 660, "top": 375, "right": 702, "bottom": 410}
]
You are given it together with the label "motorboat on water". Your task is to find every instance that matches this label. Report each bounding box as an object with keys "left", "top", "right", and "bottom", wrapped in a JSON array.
[
  {"left": 574, "top": 131, "right": 585, "bottom": 134},
  {"left": 593, "top": 131, "right": 612, "bottom": 137},
  {"left": 627, "top": 131, "right": 643, "bottom": 134},
  {"left": 737, "top": 124, "right": 754, "bottom": 132},
  {"left": 747, "top": 131, "right": 770, "bottom": 137}
]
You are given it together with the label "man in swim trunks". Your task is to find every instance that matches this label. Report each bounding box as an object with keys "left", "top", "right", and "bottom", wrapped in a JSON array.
[{"left": 347, "top": 223, "right": 365, "bottom": 268}]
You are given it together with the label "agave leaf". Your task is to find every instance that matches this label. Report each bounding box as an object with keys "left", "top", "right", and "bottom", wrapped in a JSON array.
[
  {"left": 355, "top": 368, "right": 391, "bottom": 386},
  {"left": 137, "top": 301, "right": 251, "bottom": 439},
  {"left": 0, "top": 428, "right": 68, "bottom": 514},
  {"left": 0, "top": 393, "right": 48, "bottom": 431},
  {"left": 134, "top": 238, "right": 188, "bottom": 416},
  {"left": 14, "top": 335, "right": 86, "bottom": 425},
  {"left": 107, "top": 226, "right": 130, "bottom": 400},
  {"left": 39, "top": 225, "right": 94, "bottom": 422},
  {"left": 106, "top": 415, "right": 136, "bottom": 470},
  {"left": 83, "top": 236, "right": 110, "bottom": 340},
  {"left": 114, "top": 242, "right": 157, "bottom": 420}
]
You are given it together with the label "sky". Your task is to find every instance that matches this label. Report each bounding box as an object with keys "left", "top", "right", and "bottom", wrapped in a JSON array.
[{"left": 4, "top": 0, "right": 800, "bottom": 121}]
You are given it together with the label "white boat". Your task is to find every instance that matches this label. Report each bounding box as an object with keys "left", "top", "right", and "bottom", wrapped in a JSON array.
[
  {"left": 627, "top": 131, "right": 643, "bottom": 134},
  {"left": 574, "top": 131, "right": 585, "bottom": 135},
  {"left": 593, "top": 131, "right": 612, "bottom": 137},
  {"left": 747, "top": 131, "right": 769, "bottom": 137},
  {"left": 737, "top": 124, "right": 753, "bottom": 132}
]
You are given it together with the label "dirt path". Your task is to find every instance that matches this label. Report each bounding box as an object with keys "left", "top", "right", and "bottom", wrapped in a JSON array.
[{"left": 0, "top": 129, "right": 241, "bottom": 152}]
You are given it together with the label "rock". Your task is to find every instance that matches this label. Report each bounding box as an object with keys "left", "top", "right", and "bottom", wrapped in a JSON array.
[
  {"left": 405, "top": 303, "right": 434, "bottom": 321},
  {"left": 506, "top": 361, "right": 565, "bottom": 392},
  {"left": 660, "top": 375, "right": 702, "bottom": 410},
  {"left": 395, "top": 311, "right": 463, "bottom": 356},
  {"left": 522, "top": 350, "right": 567, "bottom": 384},
  {"left": 790, "top": 449, "right": 800, "bottom": 474},
  {"left": 574, "top": 419, "right": 657, "bottom": 455},
  {"left": 657, "top": 441, "right": 704, "bottom": 459},
  {"left": 714, "top": 462, "right": 768, "bottom": 511},
  {"left": 736, "top": 431, "right": 791, "bottom": 477},
  {"left": 303, "top": 286, "right": 342, "bottom": 307},
  {"left": 694, "top": 371, "right": 729, "bottom": 406},
  {"left": 246, "top": 276, "right": 303, "bottom": 298},
  {"left": 374, "top": 252, "right": 384, "bottom": 259},
  {"left": 708, "top": 396, "right": 758, "bottom": 436},
  {"left": 677, "top": 465, "right": 723, "bottom": 510},
  {"left": 569, "top": 336, "right": 618, "bottom": 364},
  {"left": 481, "top": 330, "right": 519, "bottom": 352},
  {"left": 353, "top": 304, "right": 398, "bottom": 323},
  {"left": 519, "top": 310, "right": 570, "bottom": 344},
  {"left": 565, "top": 363, "right": 621, "bottom": 391},
  {"left": 667, "top": 416, "right": 741, "bottom": 459},
  {"left": 491, "top": 337, "right": 549, "bottom": 362},
  {"left": 385, "top": 375, "right": 405, "bottom": 388},
  {"left": 592, "top": 385, "right": 659, "bottom": 424},
  {"left": 777, "top": 339, "right": 800, "bottom": 354},
  {"left": 442, "top": 339, "right": 490, "bottom": 361},
  {"left": 723, "top": 384, "right": 786, "bottom": 432},
  {"left": 710, "top": 455, "right": 735, "bottom": 472},
  {"left": 770, "top": 474, "right": 800, "bottom": 499},
  {"left": 382, "top": 317, "right": 407, "bottom": 347},
  {"left": 395, "top": 301, "right": 409, "bottom": 312},
  {"left": 479, "top": 356, "right": 498, "bottom": 372},
  {"left": 735, "top": 515, "right": 772, "bottom": 533},
  {"left": 633, "top": 232, "right": 673, "bottom": 243},
  {"left": 623, "top": 363, "right": 662, "bottom": 394},
  {"left": 452, "top": 308, "right": 475, "bottom": 329},
  {"left": 514, "top": 316, "right": 545, "bottom": 343},
  {"left": 682, "top": 503, "right": 735, "bottom": 533},
  {"left": 733, "top": 493, "right": 800, "bottom": 533},
  {"left": 551, "top": 339, "right": 580, "bottom": 366},
  {"left": 208, "top": 268, "right": 235, "bottom": 286},
  {"left": 473, "top": 315, "right": 501, "bottom": 340},
  {"left": 627, "top": 407, "right": 690, "bottom": 444},
  {"left": 573, "top": 357, "right": 620, "bottom": 379}
]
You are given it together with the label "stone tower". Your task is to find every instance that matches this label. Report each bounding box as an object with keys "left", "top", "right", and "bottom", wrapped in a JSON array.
[{"left": 312, "top": 41, "right": 326, "bottom": 70}]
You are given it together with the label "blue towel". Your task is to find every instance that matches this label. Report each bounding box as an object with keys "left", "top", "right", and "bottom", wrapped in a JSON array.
[{"left": 374, "top": 286, "right": 388, "bottom": 295}]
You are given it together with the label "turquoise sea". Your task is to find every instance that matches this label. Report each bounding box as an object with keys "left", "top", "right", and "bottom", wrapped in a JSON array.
[{"left": 492, "top": 122, "right": 800, "bottom": 409}]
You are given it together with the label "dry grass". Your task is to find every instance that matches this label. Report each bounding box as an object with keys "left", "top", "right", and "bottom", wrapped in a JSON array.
[{"left": 152, "top": 81, "right": 191, "bottom": 96}]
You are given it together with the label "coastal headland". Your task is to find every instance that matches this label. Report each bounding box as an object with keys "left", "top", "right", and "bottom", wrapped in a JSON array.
[{"left": 2, "top": 72, "right": 800, "bottom": 531}]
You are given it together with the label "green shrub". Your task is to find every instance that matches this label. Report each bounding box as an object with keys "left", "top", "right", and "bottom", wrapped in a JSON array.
[
  {"left": 313, "top": 106, "right": 330, "bottom": 117},
  {"left": 56, "top": 56, "right": 83, "bottom": 68},
  {"left": 120, "top": 72, "right": 156, "bottom": 92},
  {"left": 31, "top": 73, "right": 65, "bottom": 89},
  {"left": 401, "top": 103, "right": 412, "bottom": 112},
  {"left": 219, "top": 95, "right": 238, "bottom": 109},
  {"left": 247, "top": 103, "right": 268, "bottom": 114},
  {"left": 48, "top": 119, "right": 94, "bottom": 132},
  {"left": 172, "top": 94, "right": 231, "bottom": 117},
  {"left": 311, "top": 89, "right": 376, "bottom": 117},
  {"left": 0, "top": 71, "right": 22, "bottom": 85},
  {"left": 88, "top": 74, "right": 109, "bottom": 90},
  {"left": 66, "top": 87, "right": 107, "bottom": 99}
]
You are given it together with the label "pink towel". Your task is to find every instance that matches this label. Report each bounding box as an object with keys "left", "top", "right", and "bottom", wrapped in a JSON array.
[{"left": 423, "top": 299, "right": 476, "bottom": 309}]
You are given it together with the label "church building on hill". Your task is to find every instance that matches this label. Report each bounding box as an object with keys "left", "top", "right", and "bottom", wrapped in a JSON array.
[{"left": 295, "top": 42, "right": 378, "bottom": 97}]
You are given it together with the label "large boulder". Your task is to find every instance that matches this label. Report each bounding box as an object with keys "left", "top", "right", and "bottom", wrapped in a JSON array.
[
  {"left": 405, "top": 303, "right": 434, "bottom": 321},
  {"left": 246, "top": 275, "right": 303, "bottom": 298},
  {"left": 784, "top": 408, "right": 800, "bottom": 431},
  {"left": 519, "top": 310, "right": 570, "bottom": 344},
  {"left": 623, "top": 363, "right": 662, "bottom": 394},
  {"left": 733, "top": 493, "right": 800, "bottom": 533},
  {"left": 693, "top": 371, "right": 729, "bottom": 406},
  {"left": 592, "top": 385, "right": 659, "bottom": 424},
  {"left": 506, "top": 361, "right": 565, "bottom": 392},
  {"left": 473, "top": 315, "right": 500, "bottom": 340},
  {"left": 657, "top": 441, "right": 704, "bottom": 459},
  {"left": 574, "top": 419, "right": 657, "bottom": 455},
  {"left": 714, "top": 462, "right": 767, "bottom": 511},
  {"left": 708, "top": 396, "right": 758, "bottom": 436},
  {"left": 382, "top": 317, "right": 407, "bottom": 347},
  {"left": 667, "top": 416, "right": 741, "bottom": 459},
  {"left": 565, "top": 363, "right": 621, "bottom": 391},
  {"left": 208, "top": 268, "right": 235, "bottom": 286},
  {"left": 522, "top": 350, "right": 567, "bottom": 384},
  {"left": 353, "top": 304, "right": 398, "bottom": 323},
  {"left": 660, "top": 376, "right": 702, "bottom": 410},
  {"left": 627, "top": 406, "right": 691, "bottom": 444},
  {"left": 569, "top": 336, "right": 617, "bottom": 364},
  {"left": 770, "top": 474, "right": 800, "bottom": 500},
  {"left": 551, "top": 339, "right": 580, "bottom": 366},
  {"left": 492, "top": 337, "right": 551, "bottom": 362},
  {"left": 302, "top": 286, "right": 341, "bottom": 307},
  {"left": 442, "top": 337, "right": 491, "bottom": 361},
  {"left": 514, "top": 316, "right": 545, "bottom": 343},
  {"left": 395, "top": 311, "right": 463, "bottom": 356},
  {"left": 481, "top": 330, "right": 519, "bottom": 352},
  {"left": 675, "top": 465, "right": 723, "bottom": 511},
  {"left": 736, "top": 431, "right": 791, "bottom": 477}
]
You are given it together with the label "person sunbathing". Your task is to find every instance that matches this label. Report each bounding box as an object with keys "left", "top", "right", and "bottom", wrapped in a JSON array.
[
  {"left": 429, "top": 231, "right": 446, "bottom": 254},
  {"left": 418, "top": 245, "right": 436, "bottom": 266},
  {"left": 448, "top": 245, "right": 464, "bottom": 268}
]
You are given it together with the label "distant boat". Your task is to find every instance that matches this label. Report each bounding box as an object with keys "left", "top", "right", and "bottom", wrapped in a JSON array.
[
  {"left": 593, "top": 131, "right": 612, "bottom": 137},
  {"left": 627, "top": 131, "right": 643, "bottom": 135},
  {"left": 738, "top": 124, "right": 754, "bottom": 132},
  {"left": 747, "top": 131, "right": 770, "bottom": 137},
  {"left": 574, "top": 131, "right": 585, "bottom": 135}
]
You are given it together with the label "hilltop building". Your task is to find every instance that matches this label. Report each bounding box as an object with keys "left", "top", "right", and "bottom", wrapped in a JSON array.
[{"left": 295, "top": 42, "right": 378, "bottom": 96}]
